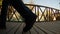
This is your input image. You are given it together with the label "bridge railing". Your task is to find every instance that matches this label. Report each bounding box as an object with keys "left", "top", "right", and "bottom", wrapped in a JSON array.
[{"left": 0, "top": 4, "right": 60, "bottom": 22}]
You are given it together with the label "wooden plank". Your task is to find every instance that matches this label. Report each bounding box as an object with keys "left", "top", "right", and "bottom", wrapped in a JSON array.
[
  {"left": 0, "top": 22, "right": 60, "bottom": 34},
  {"left": 33, "top": 25, "right": 45, "bottom": 34},
  {"left": 6, "top": 22, "right": 18, "bottom": 32},
  {"left": 7, "top": 23, "right": 22, "bottom": 34},
  {"left": 0, "top": 29, "right": 6, "bottom": 34},
  {"left": 16, "top": 23, "right": 30, "bottom": 34},
  {"left": 35, "top": 23, "right": 54, "bottom": 34},
  {"left": 15, "top": 23, "right": 24, "bottom": 34},
  {"left": 30, "top": 27, "right": 37, "bottom": 34}
]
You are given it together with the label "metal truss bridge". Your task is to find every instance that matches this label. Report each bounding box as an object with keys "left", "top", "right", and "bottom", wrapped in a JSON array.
[{"left": 0, "top": 4, "right": 60, "bottom": 22}]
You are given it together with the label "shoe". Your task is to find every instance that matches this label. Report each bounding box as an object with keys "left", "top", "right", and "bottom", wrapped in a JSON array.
[
  {"left": 0, "top": 26, "right": 6, "bottom": 29},
  {"left": 22, "top": 31, "right": 29, "bottom": 34},
  {"left": 22, "top": 31, "right": 27, "bottom": 34},
  {"left": 23, "top": 14, "right": 37, "bottom": 33},
  {"left": 0, "top": 22, "right": 6, "bottom": 29},
  {"left": 0, "top": 25, "right": 6, "bottom": 29}
]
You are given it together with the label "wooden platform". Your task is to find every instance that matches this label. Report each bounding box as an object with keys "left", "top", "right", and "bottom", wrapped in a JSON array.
[{"left": 0, "top": 21, "right": 60, "bottom": 34}]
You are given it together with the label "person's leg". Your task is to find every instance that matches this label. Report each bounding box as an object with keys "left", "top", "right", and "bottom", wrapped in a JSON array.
[
  {"left": 11, "top": 0, "right": 36, "bottom": 18},
  {"left": 11, "top": 0, "right": 37, "bottom": 32},
  {"left": 0, "top": 0, "right": 9, "bottom": 29},
  {"left": 23, "top": 18, "right": 36, "bottom": 32}
]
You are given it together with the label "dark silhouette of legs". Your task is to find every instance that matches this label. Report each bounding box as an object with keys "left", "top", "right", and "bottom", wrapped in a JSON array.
[
  {"left": 11, "top": 0, "right": 36, "bottom": 19},
  {"left": 11, "top": 0, "right": 37, "bottom": 32},
  {"left": 0, "top": 0, "right": 9, "bottom": 29},
  {"left": 0, "top": 0, "right": 37, "bottom": 32}
]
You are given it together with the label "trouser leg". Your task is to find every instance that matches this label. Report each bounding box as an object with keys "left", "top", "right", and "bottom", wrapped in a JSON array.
[
  {"left": 11, "top": 0, "right": 37, "bottom": 32},
  {"left": 11, "top": 0, "right": 36, "bottom": 19},
  {"left": 0, "top": 0, "right": 8, "bottom": 28}
]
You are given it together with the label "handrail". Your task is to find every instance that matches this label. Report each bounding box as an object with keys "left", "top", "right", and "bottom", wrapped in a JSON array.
[{"left": 25, "top": 4, "right": 60, "bottom": 11}]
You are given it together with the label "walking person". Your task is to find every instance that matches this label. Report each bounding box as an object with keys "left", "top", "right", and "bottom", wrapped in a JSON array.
[{"left": 0, "top": 0, "right": 37, "bottom": 33}]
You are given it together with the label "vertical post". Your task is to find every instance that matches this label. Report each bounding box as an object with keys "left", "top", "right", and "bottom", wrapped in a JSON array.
[{"left": 37, "top": 6, "right": 39, "bottom": 22}]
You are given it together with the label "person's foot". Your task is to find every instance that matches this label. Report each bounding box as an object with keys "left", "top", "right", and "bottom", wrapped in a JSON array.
[
  {"left": 23, "top": 14, "right": 37, "bottom": 32},
  {"left": 22, "top": 31, "right": 27, "bottom": 34},
  {"left": 22, "top": 31, "right": 29, "bottom": 34},
  {"left": 0, "top": 22, "right": 6, "bottom": 29},
  {"left": 0, "top": 25, "right": 6, "bottom": 29}
]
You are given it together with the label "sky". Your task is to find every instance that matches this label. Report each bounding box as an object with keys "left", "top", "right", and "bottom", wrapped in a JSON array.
[{"left": 23, "top": 0, "right": 60, "bottom": 10}]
